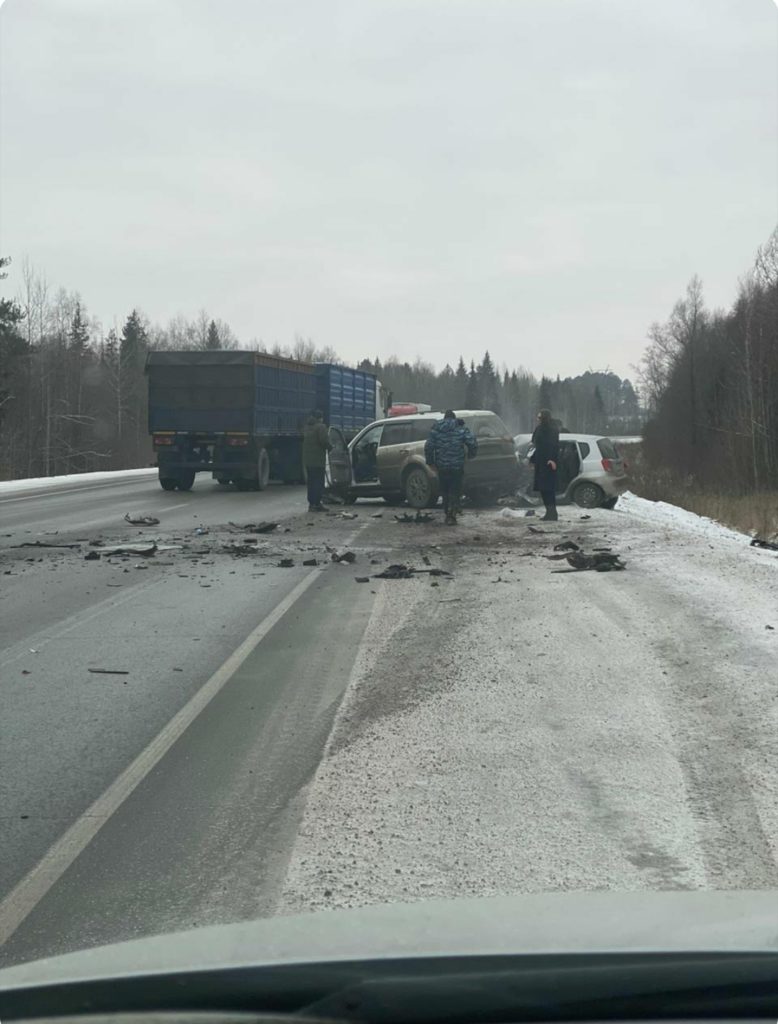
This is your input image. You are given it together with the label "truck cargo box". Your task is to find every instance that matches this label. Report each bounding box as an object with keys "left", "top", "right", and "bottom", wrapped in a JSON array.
[{"left": 146, "top": 350, "right": 316, "bottom": 435}]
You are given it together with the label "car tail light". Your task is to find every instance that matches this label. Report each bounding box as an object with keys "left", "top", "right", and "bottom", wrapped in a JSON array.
[
  {"left": 601, "top": 458, "right": 613, "bottom": 472},
  {"left": 153, "top": 434, "right": 174, "bottom": 446},
  {"left": 227, "top": 436, "right": 249, "bottom": 447}
]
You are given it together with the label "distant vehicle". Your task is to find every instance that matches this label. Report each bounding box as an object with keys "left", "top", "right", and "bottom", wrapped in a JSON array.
[
  {"left": 145, "top": 352, "right": 388, "bottom": 492},
  {"left": 388, "top": 402, "right": 432, "bottom": 417},
  {"left": 516, "top": 432, "right": 630, "bottom": 508},
  {"left": 328, "top": 409, "right": 519, "bottom": 508}
]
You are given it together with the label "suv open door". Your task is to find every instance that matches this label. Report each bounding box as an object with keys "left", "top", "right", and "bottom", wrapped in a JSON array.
[{"left": 326, "top": 427, "right": 352, "bottom": 496}]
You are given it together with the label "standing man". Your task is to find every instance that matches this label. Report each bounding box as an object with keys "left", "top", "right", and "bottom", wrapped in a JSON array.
[
  {"left": 424, "top": 409, "right": 477, "bottom": 526},
  {"left": 303, "top": 409, "right": 332, "bottom": 512},
  {"left": 530, "top": 408, "right": 560, "bottom": 521}
]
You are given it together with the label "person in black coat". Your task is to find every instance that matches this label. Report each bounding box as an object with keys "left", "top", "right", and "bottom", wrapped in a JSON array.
[{"left": 530, "top": 408, "right": 560, "bottom": 521}]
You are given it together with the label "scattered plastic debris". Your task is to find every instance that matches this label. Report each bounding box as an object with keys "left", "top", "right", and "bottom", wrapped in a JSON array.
[
  {"left": 331, "top": 550, "right": 357, "bottom": 564},
  {"left": 278, "top": 558, "right": 295, "bottom": 568},
  {"left": 84, "top": 551, "right": 101, "bottom": 561},
  {"left": 553, "top": 550, "right": 626, "bottom": 573},
  {"left": 88, "top": 668, "right": 129, "bottom": 675},
  {"left": 125, "top": 513, "right": 160, "bottom": 526},
  {"left": 751, "top": 537, "right": 778, "bottom": 551},
  {"left": 229, "top": 521, "right": 278, "bottom": 534},
  {"left": 553, "top": 540, "right": 580, "bottom": 552},
  {"left": 194, "top": 526, "right": 209, "bottom": 536},
  {"left": 355, "top": 576, "right": 370, "bottom": 583},
  {"left": 13, "top": 541, "right": 81, "bottom": 550},
  {"left": 394, "top": 512, "right": 434, "bottom": 524},
  {"left": 303, "top": 558, "right": 319, "bottom": 566},
  {"left": 101, "top": 543, "right": 158, "bottom": 557}
]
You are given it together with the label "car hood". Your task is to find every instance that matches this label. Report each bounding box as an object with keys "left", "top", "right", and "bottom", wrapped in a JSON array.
[{"left": 2, "top": 890, "right": 778, "bottom": 991}]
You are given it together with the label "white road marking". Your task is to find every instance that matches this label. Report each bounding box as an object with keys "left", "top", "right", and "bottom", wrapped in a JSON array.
[
  {"left": 0, "top": 524, "right": 368, "bottom": 946},
  {"left": 157, "top": 502, "right": 190, "bottom": 512}
]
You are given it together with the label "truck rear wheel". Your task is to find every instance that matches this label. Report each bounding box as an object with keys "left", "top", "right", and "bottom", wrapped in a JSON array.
[
  {"left": 160, "top": 477, "right": 177, "bottom": 491},
  {"left": 235, "top": 478, "right": 253, "bottom": 492},
  {"left": 177, "top": 471, "right": 195, "bottom": 492}
]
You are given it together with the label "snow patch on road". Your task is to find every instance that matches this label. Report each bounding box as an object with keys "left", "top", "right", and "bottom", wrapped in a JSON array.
[{"left": 0, "top": 468, "right": 157, "bottom": 496}]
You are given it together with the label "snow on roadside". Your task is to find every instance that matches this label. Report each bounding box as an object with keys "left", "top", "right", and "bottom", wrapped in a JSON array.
[
  {"left": 619, "top": 490, "right": 771, "bottom": 549},
  {"left": 0, "top": 468, "right": 157, "bottom": 496},
  {"left": 277, "top": 498, "right": 778, "bottom": 915}
]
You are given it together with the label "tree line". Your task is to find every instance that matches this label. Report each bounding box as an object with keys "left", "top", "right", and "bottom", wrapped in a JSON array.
[
  {"left": 638, "top": 227, "right": 778, "bottom": 494},
  {"left": 0, "top": 257, "right": 643, "bottom": 481},
  {"left": 358, "top": 355, "right": 642, "bottom": 437}
]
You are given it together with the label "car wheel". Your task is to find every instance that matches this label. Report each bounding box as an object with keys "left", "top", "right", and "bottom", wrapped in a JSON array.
[
  {"left": 602, "top": 496, "right": 619, "bottom": 510},
  {"left": 159, "top": 477, "right": 177, "bottom": 491},
  {"left": 404, "top": 466, "right": 436, "bottom": 509},
  {"left": 572, "top": 481, "right": 604, "bottom": 508},
  {"left": 177, "top": 471, "right": 195, "bottom": 492}
]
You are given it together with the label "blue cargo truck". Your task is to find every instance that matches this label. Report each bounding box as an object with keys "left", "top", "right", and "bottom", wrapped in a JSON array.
[{"left": 145, "top": 351, "right": 387, "bottom": 491}]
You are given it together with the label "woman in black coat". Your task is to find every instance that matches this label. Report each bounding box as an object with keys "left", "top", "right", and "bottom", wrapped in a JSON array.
[{"left": 530, "top": 409, "right": 560, "bottom": 521}]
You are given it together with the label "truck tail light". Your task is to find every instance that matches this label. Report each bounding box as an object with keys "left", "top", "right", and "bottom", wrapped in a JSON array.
[
  {"left": 154, "top": 435, "right": 174, "bottom": 446},
  {"left": 227, "top": 437, "right": 249, "bottom": 447}
]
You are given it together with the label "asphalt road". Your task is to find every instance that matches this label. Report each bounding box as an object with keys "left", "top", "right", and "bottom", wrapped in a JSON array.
[
  {"left": 3, "top": 477, "right": 777, "bottom": 970},
  {"left": 0, "top": 472, "right": 381, "bottom": 966}
]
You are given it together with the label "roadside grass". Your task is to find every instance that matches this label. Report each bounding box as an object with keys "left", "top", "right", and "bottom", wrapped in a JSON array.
[{"left": 621, "top": 443, "right": 778, "bottom": 541}]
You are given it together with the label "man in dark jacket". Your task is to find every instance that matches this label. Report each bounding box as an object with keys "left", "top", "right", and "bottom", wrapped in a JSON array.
[
  {"left": 530, "top": 408, "right": 560, "bottom": 521},
  {"left": 424, "top": 410, "right": 478, "bottom": 525},
  {"left": 302, "top": 410, "right": 332, "bottom": 512}
]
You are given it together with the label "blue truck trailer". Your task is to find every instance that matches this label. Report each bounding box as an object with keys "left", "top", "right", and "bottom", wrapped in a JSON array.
[{"left": 145, "top": 351, "right": 386, "bottom": 491}]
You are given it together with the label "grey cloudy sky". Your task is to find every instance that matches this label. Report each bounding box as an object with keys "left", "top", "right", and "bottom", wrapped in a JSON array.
[{"left": 1, "top": 0, "right": 776, "bottom": 380}]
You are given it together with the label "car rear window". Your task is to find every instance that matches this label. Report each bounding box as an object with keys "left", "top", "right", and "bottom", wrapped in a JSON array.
[
  {"left": 578, "top": 441, "right": 591, "bottom": 459},
  {"left": 597, "top": 438, "right": 619, "bottom": 459},
  {"left": 466, "top": 414, "right": 511, "bottom": 438}
]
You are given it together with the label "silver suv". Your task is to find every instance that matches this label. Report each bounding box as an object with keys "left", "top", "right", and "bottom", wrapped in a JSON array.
[
  {"left": 328, "top": 410, "right": 519, "bottom": 508},
  {"left": 516, "top": 433, "right": 630, "bottom": 509}
]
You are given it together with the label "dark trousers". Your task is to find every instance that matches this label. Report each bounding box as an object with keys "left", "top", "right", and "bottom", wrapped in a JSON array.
[
  {"left": 306, "top": 466, "right": 325, "bottom": 507},
  {"left": 540, "top": 488, "right": 557, "bottom": 514},
  {"left": 438, "top": 467, "right": 464, "bottom": 516}
]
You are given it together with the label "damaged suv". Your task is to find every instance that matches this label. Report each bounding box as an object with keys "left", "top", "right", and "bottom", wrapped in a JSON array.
[{"left": 328, "top": 409, "right": 519, "bottom": 508}]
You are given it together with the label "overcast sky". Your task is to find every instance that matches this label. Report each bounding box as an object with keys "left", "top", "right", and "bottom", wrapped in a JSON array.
[{"left": 1, "top": 0, "right": 776, "bottom": 380}]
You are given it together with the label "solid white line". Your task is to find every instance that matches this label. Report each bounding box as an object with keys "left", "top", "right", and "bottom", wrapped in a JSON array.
[
  {"left": 157, "top": 502, "right": 190, "bottom": 513},
  {"left": 0, "top": 562, "right": 330, "bottom": 947}
]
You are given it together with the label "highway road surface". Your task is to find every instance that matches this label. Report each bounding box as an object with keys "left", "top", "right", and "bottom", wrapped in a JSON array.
[{"left": 2, "top": 475, "right": 778, "bottom": 967}]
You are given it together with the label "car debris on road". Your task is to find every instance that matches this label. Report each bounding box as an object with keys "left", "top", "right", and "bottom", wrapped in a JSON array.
[
  {"left": 330, "top": 550, "right": 357, "bottom": 563},
  {"left": 124, "top": 513, "right": 161, "bottom": 526},
  {"left": 552, "top": 550, "right": 626, "bottom": 573},
  {"left": 751, "top": 537, "right": 778, "bottom": 551},
  {"left": 229, "top": 521, "right": 279, "bottom": 534},
  {"left": 394, "top": 512, "right": 434, "bottom": 524}
]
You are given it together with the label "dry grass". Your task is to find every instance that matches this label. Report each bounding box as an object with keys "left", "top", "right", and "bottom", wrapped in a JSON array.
[{"left": 621, "top": 443, "right": 778, "bottom": 541}]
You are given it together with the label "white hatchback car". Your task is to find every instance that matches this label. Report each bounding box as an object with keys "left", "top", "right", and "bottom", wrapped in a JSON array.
[{"left": 515, "top": 433, "right": 630, "bottom": 509}]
